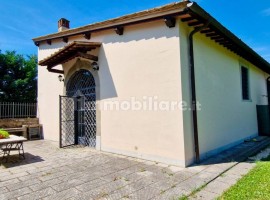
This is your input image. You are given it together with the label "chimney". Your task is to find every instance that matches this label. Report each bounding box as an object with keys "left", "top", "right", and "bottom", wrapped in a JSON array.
[{"left": 58, "top": 18, "right": 70, "bottom": 32}]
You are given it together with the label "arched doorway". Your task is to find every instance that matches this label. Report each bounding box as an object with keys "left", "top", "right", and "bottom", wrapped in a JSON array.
[{"left": 60, "top": 69, "right": 96, "bottom": 148}]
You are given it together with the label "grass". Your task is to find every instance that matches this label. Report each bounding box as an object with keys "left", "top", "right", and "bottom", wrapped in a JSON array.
[
  {"left": 178, "top": 196, "right": 188, "bottom": 200},
  {"left": 219, "top": 154, "right": 270, "bottom": 200},
  {"left": 178, "top": 184, "right": 207, "bottom": 200},
  {"left": 140, "top": 168, "right": 146, "bottom": 172},
  {"left": 41, "top": 172, "right": 52, "bottom": 176},
  {"left": 161, "top": 169, "right": 174, "bottom": 177}
]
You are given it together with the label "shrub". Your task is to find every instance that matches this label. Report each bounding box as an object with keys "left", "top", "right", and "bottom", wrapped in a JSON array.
[{"left": 0, "top": 129, "right": 9, "bottom": 139}]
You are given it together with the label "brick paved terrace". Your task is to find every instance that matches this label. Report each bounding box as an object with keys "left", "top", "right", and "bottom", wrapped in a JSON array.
[{"left": 0, "top": 137, "right": 270, "bottom": 200}]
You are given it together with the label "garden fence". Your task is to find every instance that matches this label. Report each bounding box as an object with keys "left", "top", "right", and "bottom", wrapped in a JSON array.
[{"left": 0, "top": 102, "right": 37, "bottom": 119}]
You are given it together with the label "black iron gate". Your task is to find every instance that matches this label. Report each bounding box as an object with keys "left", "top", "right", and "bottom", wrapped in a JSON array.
[
  {"left": 60, "top": 96, "right": 75, "bottom": 148},
  {"left": 60, "top": 69, "right": 96, "bottom": 148}
]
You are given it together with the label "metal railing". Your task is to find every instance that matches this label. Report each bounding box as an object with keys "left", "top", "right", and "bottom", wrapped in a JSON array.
[{"left": 0, "top": 102, "right": 37, "bottom": 119}]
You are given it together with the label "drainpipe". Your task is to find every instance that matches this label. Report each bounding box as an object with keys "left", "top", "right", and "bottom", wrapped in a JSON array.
[
  {"left": 267, "top": 77, "right": 270, "bottom": 117},
  {"left": 188, "top": 21, "right": 210, "bottom": 163}
]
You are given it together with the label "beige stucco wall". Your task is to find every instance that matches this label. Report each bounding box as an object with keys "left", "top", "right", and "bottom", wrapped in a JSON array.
[
  {"left": 97, "top": 22, "right": 185, "bottom": 166},
  {"left": 179, "top": 22, "right": 269, "bottom": 163},
  {"left": 38, "top": 42, "right": 65, "bottom": 142},
  {"left": 38, "top": 20, "right": 188, "bottom": 166}
]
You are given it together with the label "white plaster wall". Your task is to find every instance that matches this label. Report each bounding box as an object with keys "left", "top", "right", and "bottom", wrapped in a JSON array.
[
  {"left": 38, "top": 42, "right": 66, "bottom": 141},
  {"left": 195, "top": 39, "right": 267, "bottom": 157},
  {"left": 180, "top": 22, "right": 269, "bottom": 162},
  {"left": 99, "top": 22, "right": 185, "bottom": 166},
  {"left": 38, "top": 20, "right": 187, "bottom": 166}
]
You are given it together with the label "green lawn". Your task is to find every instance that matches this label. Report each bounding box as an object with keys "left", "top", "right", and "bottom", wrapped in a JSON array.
[{"left": 219, "top": 155, "right": 270, "bottom": 200}]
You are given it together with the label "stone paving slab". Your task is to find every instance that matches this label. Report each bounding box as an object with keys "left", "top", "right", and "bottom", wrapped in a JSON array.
[
  {"left": 190, "top": 144, "right": 270, "bottom": 200},
  {"left": 18, "top": 187, "right": 57, "bottom": 200},
  {"left": 0, "top": 136, "right": 269, "bottom": 200},
  {"left": 189, "top": 190, "right": 218, "bottom": 200}
]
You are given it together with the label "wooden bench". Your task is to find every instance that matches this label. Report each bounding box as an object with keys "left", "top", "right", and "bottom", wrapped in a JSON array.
[{"left": 2, "top": 126, "right": 27, "bottom": 139}]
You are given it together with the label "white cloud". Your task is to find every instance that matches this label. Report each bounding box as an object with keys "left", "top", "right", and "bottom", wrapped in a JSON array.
[
  {"left": 253, "top": 46, "right": 268, "bottom": 52},
  {"left": 252, "top": 45, "right": 270, "bottom": 62},
  {"left": 261, "top": 52, "right": 270, "bottom": 62},
  {"left": 2, "top": 25, "right": 29, "bottom": 36},
  {"left": 263, "top": 54, "right": 270, "bottom": 59},
  {"left": 261, "top": 8, "right": 270, "bottom": 16}
]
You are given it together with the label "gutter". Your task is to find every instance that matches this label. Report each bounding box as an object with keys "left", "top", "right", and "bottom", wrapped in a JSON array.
[{"left": 188, "top": 22, "right": 210, "bottom": 163}]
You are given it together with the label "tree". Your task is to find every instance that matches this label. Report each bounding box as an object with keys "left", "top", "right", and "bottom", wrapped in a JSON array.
[{"left": 0, "top": 50, "right": 37, "bottom": 102}]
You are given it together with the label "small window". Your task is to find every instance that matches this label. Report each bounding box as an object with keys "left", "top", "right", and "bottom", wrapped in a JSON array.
[{"left": 241, "top": 66, "right": 250, "bottom": 100}]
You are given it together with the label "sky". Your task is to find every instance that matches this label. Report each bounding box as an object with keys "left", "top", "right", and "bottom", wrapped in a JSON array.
[{"left": 0, "top": 0, "right": 270, "bottom": 62}]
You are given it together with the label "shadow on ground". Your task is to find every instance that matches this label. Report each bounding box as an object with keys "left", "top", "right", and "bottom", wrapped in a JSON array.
[
  {"left": 197, "top": 136, "right": 270, "bottom": 167},
  {"left": 0, "top": 152, "right": 44, "bottom": 168}
]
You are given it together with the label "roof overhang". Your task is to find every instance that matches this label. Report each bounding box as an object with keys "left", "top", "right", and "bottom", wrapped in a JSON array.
[
  {"left": 33, "top": 1, "right": 270, "bottom": 74},
  {"left": 183, "top": 2, "right": 270, "bottom": 74},
  {"left": 32, "top": 2, "right": 188, "bottom": 43},
  {"left": 38, "top": 41, "right": 101, "bottom": 74}
]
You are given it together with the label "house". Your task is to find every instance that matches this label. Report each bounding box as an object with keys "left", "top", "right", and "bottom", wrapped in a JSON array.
[{"left": 33, "top": 1, "right": 270, "bottom": 167}]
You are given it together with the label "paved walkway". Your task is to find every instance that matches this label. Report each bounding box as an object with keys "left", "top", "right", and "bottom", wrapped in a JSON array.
[
  {"left": 0, "top": 137, "right": 269, "bottom": 200},
  {"left": 190, "top": 145, "right": 270, "bottom": 200}
]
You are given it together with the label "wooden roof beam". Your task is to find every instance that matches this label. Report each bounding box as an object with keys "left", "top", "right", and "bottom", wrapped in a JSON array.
[
  {"left": 219, "top": 40, "right": 232, "bottom": 45},
  {"left": 181, "top": 17, "right": 194, "bottom": 22},
  {"left": 48, "top": 52, "right": 98, "bottom": 67},
  {"left": 179, "top": 13, "right": 192, "bottom": 19},
  {"left": 219, "top": 42, "right": 231, "bottom": 47},
  {"left": 205, "top": 33, "right": 218, "bottom": 37},
  {"left": 76, "top": 52, "right": 98, "bottom": 61},
  {"left": 73, "top": 44, "right": 99, "bottom": 48},
  {"left": 62, "top": 37, "right": 68, "bottom": 43},
  {"left": 200, "top": 29, "right": 213, "bottom": 34},
  {"left": 164, "top": 16, "right": 176, "bottom": 28},
  {"left": 115, "top": 27, "right": 124, "bottom": 35},
  {"left": 210, "top": 35, "right": 223, "bottom": 40},
  {"left": 83, "top": 32, "right": 91, "bottom": 40},
  {"left": 188, "top": 21, "right": 203, "bottom": 26},
  {"left": 47, "top": 68, "right": 64, "bottom": 74},
  {"left": 214, "top": 38, "right": 226, "bottom": 42}
]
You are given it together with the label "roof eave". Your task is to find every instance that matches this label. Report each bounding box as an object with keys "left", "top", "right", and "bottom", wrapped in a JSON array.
[
  {"left": 185, "top": 2, "right": 270, "bottom": 74},
  {"left": 32, "top": 2, "right": 188, "bottom": 42},
  {"left": 38, "top": 41, "right": 102, "bottom": 68},
  {"left": 33, "top": 1, "right": 270, "bottom": 74}
]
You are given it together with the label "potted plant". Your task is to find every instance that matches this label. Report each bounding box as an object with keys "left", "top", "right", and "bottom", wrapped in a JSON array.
[{"left": 0, "top": 129, "right": 10, "bottom": 139}]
